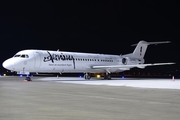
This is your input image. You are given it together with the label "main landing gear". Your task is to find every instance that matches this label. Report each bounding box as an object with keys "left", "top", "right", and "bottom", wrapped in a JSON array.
[
  {"left": 104, "top": 72, "right": 111, "bottom": 80},
  {"left": 84, "top": 73, "right": 91, "bottom": 80},
  {"left": 84, "top": 72, "right": 111, "bottom": 80}
]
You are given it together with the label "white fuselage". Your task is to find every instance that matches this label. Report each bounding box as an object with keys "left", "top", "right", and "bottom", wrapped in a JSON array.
[
  {"left": 2, "top": 50, "right": 139, "bottom": 74},
  {"left": 3, "top": 41, "right": 174, "bottom": 77}
]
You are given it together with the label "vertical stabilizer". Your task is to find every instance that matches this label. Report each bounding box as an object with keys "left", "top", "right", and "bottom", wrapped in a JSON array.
[
  {"left": 132, "top": 41, "right": 148, "bottom": 59},
  {"left": 123, "top": 40, "right": 170, "bottom": 60}
]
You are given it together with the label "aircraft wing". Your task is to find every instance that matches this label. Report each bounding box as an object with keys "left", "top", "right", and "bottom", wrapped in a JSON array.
[{"left": 92, "top": 62, "right": 175, "bottom": 70}]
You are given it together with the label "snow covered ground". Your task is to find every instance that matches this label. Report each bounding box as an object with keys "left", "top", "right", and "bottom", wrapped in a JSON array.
[{"left": 38, "top": 77, "right": 180, "bottom": 90}]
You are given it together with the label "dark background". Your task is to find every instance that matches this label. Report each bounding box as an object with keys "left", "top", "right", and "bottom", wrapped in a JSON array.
[{"left": 0, "top": 1, "right": 179, "bottom": 76}]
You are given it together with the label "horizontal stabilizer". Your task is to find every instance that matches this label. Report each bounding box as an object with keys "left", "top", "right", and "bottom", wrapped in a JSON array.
[{"left": 131, "top": 41, "right": 170, "bottom": 46}]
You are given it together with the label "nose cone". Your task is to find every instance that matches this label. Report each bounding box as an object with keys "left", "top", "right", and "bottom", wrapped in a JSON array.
[{"left": 2, "top": 59, "right": 14, "bottom": 70}]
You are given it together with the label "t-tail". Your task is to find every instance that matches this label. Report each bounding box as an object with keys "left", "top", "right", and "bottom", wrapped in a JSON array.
[{"left": 123, "top": 40, "right": 170, "bottom": 64}]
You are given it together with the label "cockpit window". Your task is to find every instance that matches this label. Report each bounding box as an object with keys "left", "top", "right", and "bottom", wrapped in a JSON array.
[
  {"left": 21, "top": 54, "right": 26, "bottom": 58},
  {"left": 13, "top": 54, "right": 29, "bottom": 58},
  {"left": 14, "top": 54, "right": 21, "bottom": 57},
  {"left": 20, "top": 54, "right": 29, "bottom": 58},
  {"left": 25, "top": 55, "right": 29, "bottom": 58}
]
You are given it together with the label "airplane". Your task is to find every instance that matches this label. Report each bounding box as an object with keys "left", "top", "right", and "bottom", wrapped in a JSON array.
[{"left": 2, "top": 40, "right": 175, "bottom": 81}]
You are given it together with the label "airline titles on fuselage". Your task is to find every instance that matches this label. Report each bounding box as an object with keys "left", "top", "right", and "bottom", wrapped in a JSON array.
[
  {"left": 43, "top": 51, "right": 74, "bottom": 63},
  {"left": 43, "top": 51, "right": 75, "bottom": 69}
]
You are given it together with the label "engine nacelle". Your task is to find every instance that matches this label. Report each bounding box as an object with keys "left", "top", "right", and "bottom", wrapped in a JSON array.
[
  {"left": 122, "top": 57, "right": 129, "bottom": 65},
  {"left": 122, "top": 57, "right": 143, "bottom": 65}
]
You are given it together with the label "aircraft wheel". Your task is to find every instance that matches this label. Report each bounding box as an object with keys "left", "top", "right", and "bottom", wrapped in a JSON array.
[
  {"left": 104, "top": 73, "right": 111, "bottom": 80},
  {"left": 24, "top": 76, "right": 32, "bottom": 81},
  {"left": 104, "top": 75, "right": 107, "bottom": 79},
  {"left": 107, "top": 74, "right": 111, "bottom": 80},
  {"left": 84, "top": 73, "right": 91, "bottom": 80},
  {"left": 87, "top": 74, "right": 91, "bottom": 79}
]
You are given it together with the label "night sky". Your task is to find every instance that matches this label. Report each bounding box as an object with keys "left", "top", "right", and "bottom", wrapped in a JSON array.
[{"left": 0, "top": 1, "right": 179, "bottom": 74}]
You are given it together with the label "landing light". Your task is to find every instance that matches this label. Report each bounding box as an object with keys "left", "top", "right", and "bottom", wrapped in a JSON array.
[
  {"left": 97, "top": 75, "right": 101, "bottom": 78},
  {"left": 121, "top": 76, "right": 124, "bottom": 78},
  {"left": 20, "top": 74, "right": 23, "bottom": 77},
  {"left": 3, "top": 74, "right": 6, "bottom": 76}
]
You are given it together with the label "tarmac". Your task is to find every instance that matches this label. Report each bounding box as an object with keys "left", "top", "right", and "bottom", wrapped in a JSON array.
[{"left": 1, "top": 76, "right": 180, "bottom": 120}]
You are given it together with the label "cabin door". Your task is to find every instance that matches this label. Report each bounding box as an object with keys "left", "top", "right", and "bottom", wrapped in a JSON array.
[{"left": 34, "top": 51, "right": 41, "bottom": 69}]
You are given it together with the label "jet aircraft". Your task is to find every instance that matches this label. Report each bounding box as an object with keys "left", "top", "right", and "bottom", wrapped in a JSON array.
[{"left": 2, "top": 40, "right": 175, "bottom": 81}]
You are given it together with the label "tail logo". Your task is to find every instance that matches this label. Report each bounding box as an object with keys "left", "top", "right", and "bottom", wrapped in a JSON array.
[{"left": 140, "top": 46, "right": 142, "bottom": 56}]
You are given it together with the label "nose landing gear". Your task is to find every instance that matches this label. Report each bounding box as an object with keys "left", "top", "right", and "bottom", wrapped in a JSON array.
[{"left": 24, "top": 75, "right": 32, "bottom": 82}]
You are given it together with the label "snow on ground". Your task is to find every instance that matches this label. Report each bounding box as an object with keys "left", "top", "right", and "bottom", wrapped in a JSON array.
[{"left": 38, "top": 77, "right": 180, "bottom": 90}]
